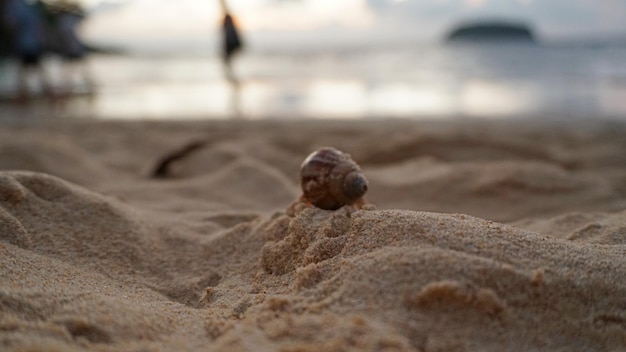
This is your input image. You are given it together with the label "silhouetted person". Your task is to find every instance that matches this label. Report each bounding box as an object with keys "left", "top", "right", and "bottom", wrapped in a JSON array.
[
  {"left": 220, "top": 0, "right": 242, "bottom": 72},
  {"left": 0, "top": 0, "right": 14, "bottom": 57},
  {"left": 222, "top": 14, "right": 242, "bottom": 67},
  {"left": 4, "top": 0, "right": 51, "bottom": 100},
  {"left": 219, "top": 0, "right": 243, "bottom": 117}
]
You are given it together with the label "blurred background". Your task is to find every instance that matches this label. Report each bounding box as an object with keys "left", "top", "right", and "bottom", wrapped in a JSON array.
[{"left": 1, "top": 0, "right": 626, "bottom": 120}]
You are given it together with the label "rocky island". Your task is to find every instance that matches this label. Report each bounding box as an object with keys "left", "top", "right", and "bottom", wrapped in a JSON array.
[{"left": 446, "top": 21, "right": 537, "bottom": 43}]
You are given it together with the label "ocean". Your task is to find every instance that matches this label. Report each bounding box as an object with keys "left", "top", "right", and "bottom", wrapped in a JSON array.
[{"left": 1, "top": 43, "right": 625, "bottom": 120}]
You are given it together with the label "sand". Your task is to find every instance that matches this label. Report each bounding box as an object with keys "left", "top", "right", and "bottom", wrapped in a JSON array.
[{"left": 0, "top": 117, "right": 625, "bottom": 351}]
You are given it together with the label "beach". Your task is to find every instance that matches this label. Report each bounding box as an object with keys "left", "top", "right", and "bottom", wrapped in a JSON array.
[{"left": 1, "top": 116, "right": 625, "bottom": 351}]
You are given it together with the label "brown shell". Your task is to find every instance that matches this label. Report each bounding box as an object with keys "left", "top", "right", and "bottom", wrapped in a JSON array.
[{"left": 300, "top": 147, "right": 368, "bottom": 210}]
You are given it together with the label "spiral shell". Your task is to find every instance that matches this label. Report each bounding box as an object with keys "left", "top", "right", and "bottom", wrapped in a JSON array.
[{"left": 299, "top": 147, "right": 368, "bottom": 210}]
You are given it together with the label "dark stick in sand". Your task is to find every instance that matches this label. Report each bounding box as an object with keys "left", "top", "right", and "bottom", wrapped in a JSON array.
[{"left": 151, "top": 140, "right": 207, "bottom": 178}]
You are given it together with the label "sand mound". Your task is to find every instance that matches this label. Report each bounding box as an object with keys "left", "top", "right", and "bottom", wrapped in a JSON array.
[
  {"left": 515, "top": 210, "right": 626, "bottom": 244},
  {"left": 367, "top": 159, "right": 621, "bottom": 222},
  {"left": 0, "top": 171, "right": 269, "bottom": 304},
  {"left": 162, "top": 139, "right": 301, "bottom": 181},
  {"left": 0, "top": 171, "right": 268, "bottom": 349},
  {"left": 0, "top": 134, "right": 116, "bottom": 186},
  {"left": 257, "top": 208, "right": 625, "bottom": 350},
  {"left": 102, "top": 157, "right": 298, "bottom": 213}
]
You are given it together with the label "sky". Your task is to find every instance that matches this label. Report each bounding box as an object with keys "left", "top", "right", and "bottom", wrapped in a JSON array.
[{"left": 80, "top": 0, "right": 626, "bottom": 51}]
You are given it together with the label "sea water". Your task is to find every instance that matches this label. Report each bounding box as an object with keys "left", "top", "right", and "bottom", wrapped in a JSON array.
[{"left": 1, "top": 43, "right": 625, "bottom": 120}]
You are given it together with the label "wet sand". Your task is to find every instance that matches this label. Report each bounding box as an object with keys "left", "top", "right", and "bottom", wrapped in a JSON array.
[{"left": 1, "top": 117, "right": 625, "bottom": 351}]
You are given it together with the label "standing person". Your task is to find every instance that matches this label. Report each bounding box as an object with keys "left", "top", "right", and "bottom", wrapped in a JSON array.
[
  {"left": 3, "top": 0, "right": 51, "bottom": 100},
  {"left": 219, "top": 0, "right": 243, "bottom": 75},
  {"left": 1, "top": 0, "right": 14, "bottom": 57},
  {"left": 219, "top": 0, "right": 243, "bottom": 116}
]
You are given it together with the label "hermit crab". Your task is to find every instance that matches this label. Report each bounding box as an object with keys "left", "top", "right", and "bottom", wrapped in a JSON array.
[{"left": 287, "top": 147, "right": 370, "bottom": 216}]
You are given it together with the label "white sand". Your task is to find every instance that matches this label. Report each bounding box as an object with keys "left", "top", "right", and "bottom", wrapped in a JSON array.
[{"left": 0, "top": 118, "right": 625, "bottom": 351}]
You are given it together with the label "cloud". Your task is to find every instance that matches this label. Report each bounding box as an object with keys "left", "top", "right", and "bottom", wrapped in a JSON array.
[
  {"left": 465, "top": 0, "right": 487, "bottom": 7},
  {"left": 239, "top": 0, "right": 375, "bottom": 31}
]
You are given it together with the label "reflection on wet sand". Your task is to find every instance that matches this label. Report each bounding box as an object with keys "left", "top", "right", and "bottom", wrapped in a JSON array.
[{"left": 1, "top": 44, "right": 625, "bottom": 120}]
